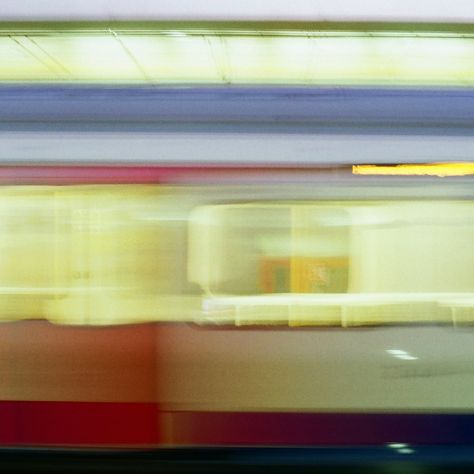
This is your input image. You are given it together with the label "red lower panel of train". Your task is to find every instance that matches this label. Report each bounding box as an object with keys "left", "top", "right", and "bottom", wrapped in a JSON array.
[{"left": 0, "top": 402, "right": 474, "bottom": 446}]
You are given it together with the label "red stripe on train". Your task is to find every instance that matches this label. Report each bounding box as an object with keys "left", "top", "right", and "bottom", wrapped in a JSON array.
[
  {"left": 0, "top": 165, "right": 338, "bottom": 184},
  {"left": 0, "top": 401, "right": 159, "bottom": 446}
]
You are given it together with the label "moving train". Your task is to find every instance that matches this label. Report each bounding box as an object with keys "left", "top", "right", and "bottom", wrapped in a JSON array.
[
  {"left": 0, "top": 85, "right": 473, "bottom": 449},
  {"left": 0, "top": 19, "right": 474, "bottom": 472}
]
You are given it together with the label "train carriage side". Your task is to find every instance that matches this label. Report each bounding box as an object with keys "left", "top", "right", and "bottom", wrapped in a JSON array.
[{"left": 0, "top": 86, "right": 473, "bottom": 471}]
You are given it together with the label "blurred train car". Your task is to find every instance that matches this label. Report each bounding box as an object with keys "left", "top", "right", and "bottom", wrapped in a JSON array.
[
  {"left": 0, "top": 85, "right": 473, "bottom": 444},
  {"left": 0, "top": 19, "right": 474, "bottom": 473}
]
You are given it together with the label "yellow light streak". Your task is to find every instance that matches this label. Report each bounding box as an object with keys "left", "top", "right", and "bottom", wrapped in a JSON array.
[{"left": 353, "top": 163, "right": 474, "bottom": 177}]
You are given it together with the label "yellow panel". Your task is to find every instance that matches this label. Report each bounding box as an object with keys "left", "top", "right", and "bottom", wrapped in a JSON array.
[
  {"left": 0, "top": 37, "right": 56, "bottom": 81},
  {"left": 224, "top": 36, "right": 311, "bottom": 83},
  {"left": 119, "top": 35, "right": 221, "bottom": 82},
  {"left": 304, "top": 36, "right": 474, "bottom": 85},
  {"left": 32, "top": 35, "right": 145, "bottom": 81}
]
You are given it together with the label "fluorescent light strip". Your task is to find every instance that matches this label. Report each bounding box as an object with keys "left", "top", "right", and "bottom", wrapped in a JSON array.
[{"left": 0, "top": 28, "right": 474, "bottom": 84}]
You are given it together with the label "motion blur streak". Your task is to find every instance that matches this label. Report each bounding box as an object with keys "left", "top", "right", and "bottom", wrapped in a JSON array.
[{"left": 0, "top": 178, "right": 471, "bottom": 326}]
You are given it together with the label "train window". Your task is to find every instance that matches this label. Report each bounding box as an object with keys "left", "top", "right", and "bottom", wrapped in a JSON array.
[
  {"left": 0, "top": 185, "right": 199, "bottom": 325},
  {"left": 189, "top": 200, "right": 474, "bottom": 326},
  {"left": 0, "top": 188, "right": 63, "bottom": 321},
  {"left": 188, "top": 204, "right": 350, "bottom": 295}
]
